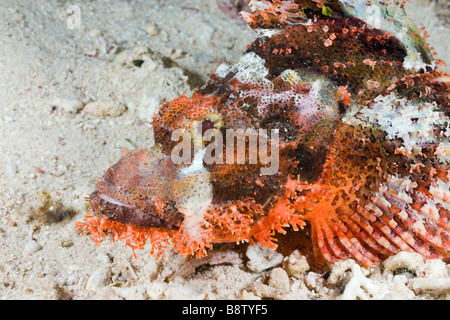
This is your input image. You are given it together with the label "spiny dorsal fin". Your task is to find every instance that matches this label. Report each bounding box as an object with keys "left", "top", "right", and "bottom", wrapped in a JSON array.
[{"left": 242, "top": 0, "right": 343, "bottom": 29}]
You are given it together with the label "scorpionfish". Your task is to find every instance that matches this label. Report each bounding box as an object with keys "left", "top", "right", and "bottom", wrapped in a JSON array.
[{"left": 76, "top": 0, "right": 450, "bottom": 266}]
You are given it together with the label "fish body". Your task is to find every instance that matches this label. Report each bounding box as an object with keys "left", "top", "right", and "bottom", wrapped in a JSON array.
[{"left": 76, "top": 0, "right": 449, "bottom": 266}]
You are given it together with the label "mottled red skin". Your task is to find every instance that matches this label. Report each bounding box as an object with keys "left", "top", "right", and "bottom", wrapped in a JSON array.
[{"left": 76, "top": 0, "right": 450, "bottom": 266}]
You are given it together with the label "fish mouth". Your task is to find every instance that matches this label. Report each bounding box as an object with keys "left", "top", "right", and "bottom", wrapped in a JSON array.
[
  {"left": 87, "top": 146, "right": 186, "bottom": 231},
  {"left": 89, "top": 190, "right": 184, "bottom": 231}
]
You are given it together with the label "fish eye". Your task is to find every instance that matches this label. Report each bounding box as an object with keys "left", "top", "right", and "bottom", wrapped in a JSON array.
[
  {"left": 201, "top": 119, "right": 215, "bottom": 136},
  {"left": 190, "top": 113, "right": 223, "bottom": 147}
]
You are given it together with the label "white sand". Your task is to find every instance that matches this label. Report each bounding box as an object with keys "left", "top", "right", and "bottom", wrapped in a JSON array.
[{"left": 0, "top": 0, "right": 448, "bottom": 300}]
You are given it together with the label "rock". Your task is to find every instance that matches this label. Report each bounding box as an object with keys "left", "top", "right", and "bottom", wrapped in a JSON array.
[
  {"left": 83, "top": 100, "right": 127, "bottom": 117},
  {"left": 5, "top": 161, "right": 17, "bottom": 175},
  {"left": 341, "top": 264, "right": 379, "bottom": 300},
  {"left": 85, "top": 266, "right": 111, "bottom": 291},
  {"left": 327, "top": 259, "right": 356, "bottom": 285},
  {"left": 143, "top": 22, "right": 159, "bottom": 36},
  {"left": 163, "top": 282, "right": 205, "bottom": 300},
  {"left": 245, "top": 243, "right": 283, "bottom": 273},
  {"left": 146, "top": 281, "right": 168, "bottom": 300},
  {"left": 383, "top": 251, "right": 424, "bottom": 275},
  {"left": 112, "top": 286, "right": 148, "bottom": 300},
  {"left": 52, "top": 97, "right": 84, "bottom": 114},
  {"left": 417, "top": 258, "right": 448, "bottom": 278},
  {"left": 267, "top": 267, "right": 290, "bottom": 291},
  {"left": 24, "top": 240, "right": 42, "bottom": 253},
  {"left": 88, "top": 28, "right": 101, "bottom": 37},
  {"left": 304, "top": 271, "right": 323, "bottom": 291},
  {"left": 408, "top": 277, "right": 450, "bottom": 294},
  {"left": 60, "top": 240, "right": 73, "bottom": 248},
  {"left": 282, "top": 250, "right": 309, "bottom": 279},
  {"left": 240, "top": 290, "right": 260, "bottom": 300}
]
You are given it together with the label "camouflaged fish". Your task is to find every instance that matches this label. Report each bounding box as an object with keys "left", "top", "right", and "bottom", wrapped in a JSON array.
[{"left": 76, "top": 0, "right": 449, "bottom": 266}]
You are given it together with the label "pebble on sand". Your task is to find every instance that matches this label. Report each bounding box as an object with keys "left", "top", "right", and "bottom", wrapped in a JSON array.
[
  {"left": 85, "top": 266, "right": 112, "bottom": 291},
  {"left": 5, "top": 162, "right": 18, "bottom": 175},
  {"left": 83, "top": 100, "right": 127, "bottom": 117},
  {"left": 52, "top": 97, "right": 84, "bottom": 114},
  {"left": 246, "top": 243, "right": 284, "bottom": 273},
  {"left": 25, "top": 240, "right": 42, "bottom": 253},
  {"left": 268, "top": 267, "right": 290, "bottom": 291}
]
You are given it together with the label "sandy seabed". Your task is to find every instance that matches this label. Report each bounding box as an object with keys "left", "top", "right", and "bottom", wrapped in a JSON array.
[{"left": 0, "top": 0, "right": 449, "bottom": 300}]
